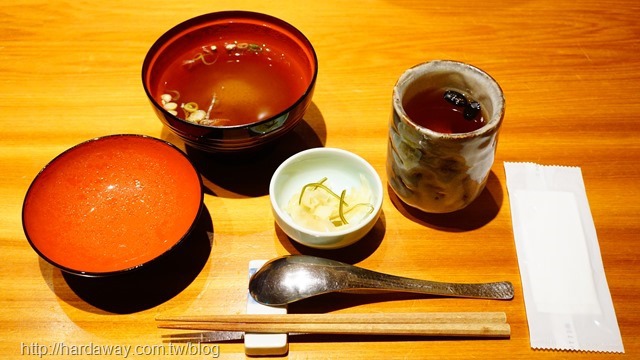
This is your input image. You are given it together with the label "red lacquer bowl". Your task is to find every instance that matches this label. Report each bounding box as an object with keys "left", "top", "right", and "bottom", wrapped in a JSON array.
[
  {"left": 142, "top": 11, "right": 318, "bottom": 153},
  {"left": 22, "top": 135, "right": 203, "bottom": 276}
]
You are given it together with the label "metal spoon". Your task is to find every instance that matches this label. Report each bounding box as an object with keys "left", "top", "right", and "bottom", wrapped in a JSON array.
[{"left": 249, "top": 255, "right": 514, "bottom": 306}]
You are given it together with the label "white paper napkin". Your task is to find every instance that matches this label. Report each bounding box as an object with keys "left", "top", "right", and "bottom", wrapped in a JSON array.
[{"left": 504, "top": 162, "right": 624, "bottom": 353}]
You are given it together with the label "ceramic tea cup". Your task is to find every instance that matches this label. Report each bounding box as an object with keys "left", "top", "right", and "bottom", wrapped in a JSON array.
[{"left": 387, "top": 60, "right": 505, "bottom": 213}]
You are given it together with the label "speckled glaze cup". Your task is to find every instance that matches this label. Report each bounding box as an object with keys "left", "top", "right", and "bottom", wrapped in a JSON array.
[{"left": 387, "top": 60, "right": 505, "bottom": 213}]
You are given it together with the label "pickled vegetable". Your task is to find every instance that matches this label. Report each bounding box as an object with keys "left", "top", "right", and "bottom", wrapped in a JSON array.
[{"left": 286, "top": 176, "right": 374, "bottom": 232}]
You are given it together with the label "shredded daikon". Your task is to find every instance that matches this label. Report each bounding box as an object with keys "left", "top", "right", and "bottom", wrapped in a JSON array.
[{"left": 286, "top": 175, "right": 374, "bottom": 232}]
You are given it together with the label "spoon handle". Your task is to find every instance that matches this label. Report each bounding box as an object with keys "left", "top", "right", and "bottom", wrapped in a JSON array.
[{"left": 348, "top": 268, "right": 514, "bottom": 300}]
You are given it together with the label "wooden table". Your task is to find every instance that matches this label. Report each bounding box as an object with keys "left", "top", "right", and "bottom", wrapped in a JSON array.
[{"left": 2, "top": 0, "right": 639, "bottom": 358}]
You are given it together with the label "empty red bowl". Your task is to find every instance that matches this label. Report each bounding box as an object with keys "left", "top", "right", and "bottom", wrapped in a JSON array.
[{"left": 22, "top": 135, "right": 203, "bottom": 276}]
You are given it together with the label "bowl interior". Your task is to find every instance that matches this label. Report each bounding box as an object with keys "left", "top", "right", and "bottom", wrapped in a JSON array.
[
  {"left": 22, "top": 135, "right": 203, "bottom": 276},
  {"left": 143, "top": 11, "right": 317, "bottom": 130},
  {"left": 270, "top": 148, "right": 383, "bottom": 236}
]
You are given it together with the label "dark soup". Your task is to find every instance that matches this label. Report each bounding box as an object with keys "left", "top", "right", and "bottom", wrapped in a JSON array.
[{"left": 156, "top": 37, "right": 310, "bottom": 127}]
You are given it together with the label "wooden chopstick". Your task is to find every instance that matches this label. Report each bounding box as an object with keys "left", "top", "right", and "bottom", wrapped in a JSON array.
[
  {"left": 157, "top": 312, "right": 506, "bottom": 324},
  {"left": 157, "top": 322, "right": 510, "bottom": 337},
  {"left": 156, "top": 312, "right": 510, "bottom": 338}
]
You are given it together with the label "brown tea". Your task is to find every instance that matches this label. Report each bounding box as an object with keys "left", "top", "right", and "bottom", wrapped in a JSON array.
[{"left": 402, "top": 88, "right": 487, "bottom": 133}]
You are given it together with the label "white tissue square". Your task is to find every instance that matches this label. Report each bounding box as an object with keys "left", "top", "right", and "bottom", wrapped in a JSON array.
[
  {"left": 505, "top": 162, "right": 624, "bottom": 353},
  {"left": 512, "top": 190, "right": 600, "bottom": 314}
]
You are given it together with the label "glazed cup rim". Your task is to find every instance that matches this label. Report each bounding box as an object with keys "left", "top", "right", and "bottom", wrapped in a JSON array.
[{"left": 392, "top": 60, "right": 505, "bottom": 140}]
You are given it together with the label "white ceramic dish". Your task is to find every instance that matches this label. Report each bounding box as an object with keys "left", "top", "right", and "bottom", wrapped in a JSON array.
[{"left": 269, "top": 147, "right": 383, "bottom": 249}]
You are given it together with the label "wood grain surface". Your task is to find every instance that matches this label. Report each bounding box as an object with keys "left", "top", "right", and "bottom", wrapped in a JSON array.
[{"left": 1, "top": 0, "right": 639, "bottom": 358}]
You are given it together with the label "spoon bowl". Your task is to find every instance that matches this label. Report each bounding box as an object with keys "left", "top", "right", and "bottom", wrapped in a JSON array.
[{"left": 249, "top": 255, "right": 514, "bottom": 306}]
